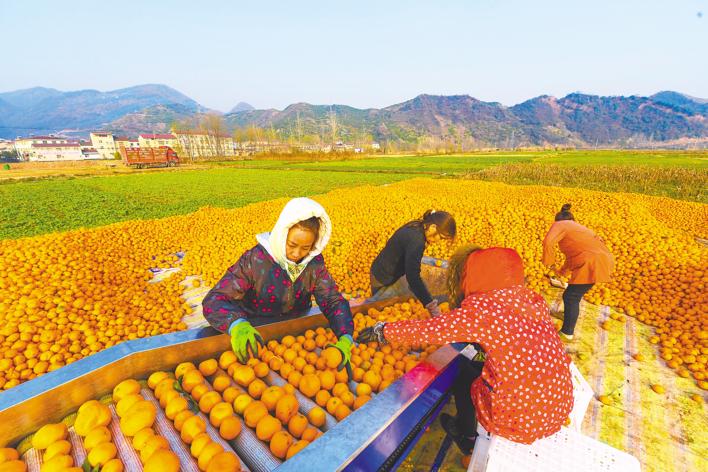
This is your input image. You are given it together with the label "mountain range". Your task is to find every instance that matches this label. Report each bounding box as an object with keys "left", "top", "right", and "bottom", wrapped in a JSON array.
[{"left": 0, "top": 84, "right": 706, "bottom": 147}]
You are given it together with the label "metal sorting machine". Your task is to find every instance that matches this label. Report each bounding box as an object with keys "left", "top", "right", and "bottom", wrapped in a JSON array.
[{"left": 0, "top": 259, "right": 461, "bottom": 471}]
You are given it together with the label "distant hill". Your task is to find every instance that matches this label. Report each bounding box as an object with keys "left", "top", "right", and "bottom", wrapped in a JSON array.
[
  {"left": 224, "top": 92, "right": 707, "bottom": 147},
  {"left": 1, "top": 84, "right": 706, "bottom": 147},
  {"left": 0, "top": 84, "right": 210, "bottom": 138},
  {"left": 230, "top": 102, "right": 255, "bottom": 113}
]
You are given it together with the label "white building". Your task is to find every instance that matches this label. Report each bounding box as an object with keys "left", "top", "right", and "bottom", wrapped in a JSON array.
[
  {"left": 0, "top": 139, "right": 14, "bottom": 153},
  {"left": 173, "top": 130, "right": 235, "bottom": 158},
  {"left": 89, "top": 132, "right": 117, "bottom": 159},
  {"left": 139, "top": 133, "right": 177, "bottom": 149},
  {"left": 29, "top": 142, "right": 84, "bottom": 161},
  {"left": 14, "top": 136, "right": 72, "bottom": 160},
  {"left": 114, "top": 136, "right": 139, "bottom": 151}
]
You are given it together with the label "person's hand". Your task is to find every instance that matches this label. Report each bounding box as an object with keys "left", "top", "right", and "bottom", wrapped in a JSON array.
[
  {"left": 326, "top": 335, "right": 353, "bottom": 378},
  {"left": 230, "top": 320, "right": 264, "bottom": 364},
  {"left": 426, "top": 299, "right": 442, "bottom": 317},
  {"left": 356, "top": 322, "right": 387, "bottom": 344}
]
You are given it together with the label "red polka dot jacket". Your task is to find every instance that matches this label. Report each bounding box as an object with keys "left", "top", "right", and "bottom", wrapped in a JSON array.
[{"left": 385, "top": 286, "right": 574, "bottom": 444}]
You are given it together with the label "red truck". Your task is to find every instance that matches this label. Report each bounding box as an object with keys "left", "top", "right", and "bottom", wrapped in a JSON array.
[{"left": 120, "top": 146, "right": 179, "bottom": 168}]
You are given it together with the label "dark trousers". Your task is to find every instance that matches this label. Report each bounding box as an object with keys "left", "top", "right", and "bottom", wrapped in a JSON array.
[
  {"left": 453, "top": 359, "right": 484, "bottom": 437},
  {"left": 561, "top": 283, "right": 594, "bottom": 335}
]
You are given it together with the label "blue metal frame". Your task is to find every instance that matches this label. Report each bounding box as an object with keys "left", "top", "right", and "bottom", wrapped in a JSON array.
[{"left": 275, "top": 346, "right": 462, "bottom": 472}]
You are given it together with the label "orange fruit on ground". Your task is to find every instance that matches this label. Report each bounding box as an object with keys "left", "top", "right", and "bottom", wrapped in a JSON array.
[
  {"left": 0, "top": 460, "right": 26, "bottom": 472},
  {"left": 190, "top": 433, "right": 212, "bottom": 457},
  {"left": 270, "top": 430, "right": 295, "bottom": 459},
  {"left": 132, "top": 428, "right": 156, "bottom": 451},
  {"left": 199, "top": 391, "right": 222, "bottom": 414},
  {"left": 315, "top": 389, "right": 331, "bottom": 407},
  {"left": 275, "top": 394, "right": 299, "bottom": 424},
  {"left": 356, "top": 383, "right": 372, "bottom": 397},
  {"left": 232, "top": 365, "right": 256, "bottom": 387},
  {"left": 283, "top": 383, "right": 296, "bottom": 395},
  {"left": 256, "top": 415, "right": 282, "bottom": 441},
  {"left": 165, "top": 396, "right": 189, "bottom": 420},
  {"left": 287, "top": 413, "right": 309, "bottom": 439},
  {"left": 307, "top": 406, "right": 326, "bottom": 428},
  {"left": 199, "top": 359, "right": 218, "bottom": 376},
  {"left": 233, "top": 393, "right": 253, "bottom": 415},
  {"left": 206, "top": 452, "right": 241, "bottom": 472},
  {"left": 301, "top": 427, "right": 320, "bottom": 442},
  {"left": 299, "top": 374, "right": 321, "bottom": 398},
  {"left": 147, "top": 371, "right": 169, "bottom": 389},
  {"left": 334, "top": 404, "right": 352, "bottom": 421},
  {"left": 254, "top": 361, "right": 270, "bottom": 378},
  {"left": 322, "top": 347, "right": 343, "bottom": 369},
  {"left": 212, "top": 374, "right": 231, "bottom": 393},
  {"left": 244, "top": 401, "right": 269, "bottom": 428},
  {"left": 175, "top": 362, "right": 197, "bottom": 380},
  {"left": 283, "top": 349, "right": 297, "bottom": 363},
  {"left": 182, "top": 370, "right": 205, "bottom": 393},
  {"left": 318, "top": 371, "right": 336, "bottom": 390},
  {"left": 219, "top": 415, "right": 242, "bottom": 440},
  {"left": 198, "top": 442, "right": 225, "bottom": 471},
  {"left": 286, "top": 439, "right": 310, "bottom": 459},
  {"left": 247, "top": 378, "right": 267, "bottom": 399},
  {"left": 181, "top": 415, "right": 207, "bottom": 444},
  {"left": 144, "top": 449, "right": 179, "bottom": 472},
  {"left": 191, "top": 384, "right": 211, "bottom": 402},
  {"left": 209, "top": 402, "right": 234, "bottom": 427},
  {"left": 113, "top": 379, "right": 141, "bottom": 402},
  {"left": 353, "top": 395, "right": 371, "bottom": 410},
  {"left": 261, "top": 386, "right": 285, "bottom": 411}
]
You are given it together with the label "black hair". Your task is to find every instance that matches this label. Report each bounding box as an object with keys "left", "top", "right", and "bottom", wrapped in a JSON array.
[{"left": 555, "top": 203, "right": 574, "bottom": 221}]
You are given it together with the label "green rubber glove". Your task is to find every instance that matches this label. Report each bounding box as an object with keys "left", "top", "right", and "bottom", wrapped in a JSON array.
[
  {"left": 229, "top": 320, "right": 265, "bottom": 364},
  {"left": 327, "top": 334, "right": 353, "bottom": 378}
]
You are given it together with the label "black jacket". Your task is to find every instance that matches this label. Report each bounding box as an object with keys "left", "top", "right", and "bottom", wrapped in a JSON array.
[{"left": 370, "top": 225, "right": 433, "bottom": 305}]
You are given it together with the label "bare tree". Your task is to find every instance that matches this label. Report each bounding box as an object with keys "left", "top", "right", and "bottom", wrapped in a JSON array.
[{"left": 201, "top": 113, "right": 227, "bottom": 159}]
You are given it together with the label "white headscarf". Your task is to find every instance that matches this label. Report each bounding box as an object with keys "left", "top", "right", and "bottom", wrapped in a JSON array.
[{"left": 256, "top": 197, "right": 332, "bottom": 281}]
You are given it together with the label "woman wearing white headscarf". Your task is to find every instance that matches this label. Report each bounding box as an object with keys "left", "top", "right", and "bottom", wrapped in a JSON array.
[{"left": 203, "top": 198, "right": 354, "bottom": 373}]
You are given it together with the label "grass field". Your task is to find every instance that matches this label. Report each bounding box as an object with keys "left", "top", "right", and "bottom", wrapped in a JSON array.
[
  {"left": 1, "top": 150, "right": 705, "bottom": 240},
  {"left": 0, "top": 169, "right": 415, "bottom": 239}
]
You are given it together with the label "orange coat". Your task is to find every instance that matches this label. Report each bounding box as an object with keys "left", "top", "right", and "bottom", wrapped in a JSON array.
[
  {"left": 384, "top": 248, "right": 574, "bottom": 444},
  {"left": 542, "top": 220, "right": 614, "bottom": 284}
]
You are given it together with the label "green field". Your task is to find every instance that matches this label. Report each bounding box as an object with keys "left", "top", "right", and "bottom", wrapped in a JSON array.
[
  {"left": 1, "top": 150, "right": 705, "bottom": 240},
  {"left": 0, "top": 169, "right": 415, "bottom": 240}
]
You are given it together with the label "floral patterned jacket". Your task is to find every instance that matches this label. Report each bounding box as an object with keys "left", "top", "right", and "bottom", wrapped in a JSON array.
[{"left": 202, "top": 244, "right": 354, "bottom": 337}]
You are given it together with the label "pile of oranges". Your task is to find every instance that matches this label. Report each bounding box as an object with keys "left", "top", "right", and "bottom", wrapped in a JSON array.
[{"left": 0, "top": 179, "right": 705, "bottom": 391}]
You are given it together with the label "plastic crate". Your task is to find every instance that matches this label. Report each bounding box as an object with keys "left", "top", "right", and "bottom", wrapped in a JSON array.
[{"left": 469, "top": 425, "right": 641, "bottom": 472}]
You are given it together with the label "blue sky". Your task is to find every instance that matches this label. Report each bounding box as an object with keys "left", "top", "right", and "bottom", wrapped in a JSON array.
[{"left": 1, "top": 0, "right": 706, "bottom": 111}]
